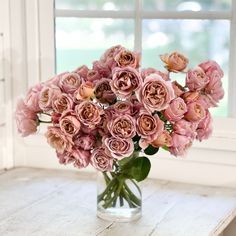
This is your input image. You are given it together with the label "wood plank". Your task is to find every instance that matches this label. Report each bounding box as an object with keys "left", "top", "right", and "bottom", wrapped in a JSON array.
[{"left": 0, "top": 168, "right": 235, "bottom": 236}]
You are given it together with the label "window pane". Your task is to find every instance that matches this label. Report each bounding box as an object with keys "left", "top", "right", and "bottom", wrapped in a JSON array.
[
  {"left": 55, "top": 0, "right": 135, "bottom": 10},
  {"left": 142, "top": 20, "right": 229, "bottom": 117},
  {"left": 55, "top": 18, "right": 134, "bottom": 72},
  {"left": 143, "top": 0, "right": 231, "bottom": 11}
]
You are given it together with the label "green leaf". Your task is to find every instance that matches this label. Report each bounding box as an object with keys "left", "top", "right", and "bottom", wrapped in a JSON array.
[
  {"left": 144, "top": 145, "right": 159, "bottom": 155},
  {"left": 132, "top": 135, "right": 141, "bottom": 142},
  {"left": 122, "top": 156, "right": 151, "bottom": 182},
  {"left": 162, "top": 146, "right": 169, "bottom": 151}
]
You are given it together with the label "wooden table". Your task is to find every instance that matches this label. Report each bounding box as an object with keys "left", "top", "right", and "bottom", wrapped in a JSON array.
[{"left": 0, "top": 168, "right": 236, "bottom": 236}]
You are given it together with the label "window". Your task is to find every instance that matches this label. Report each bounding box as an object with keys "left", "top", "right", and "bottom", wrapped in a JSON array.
[{"left": 54, "top": 0, "right": 234, "bottom": 118}]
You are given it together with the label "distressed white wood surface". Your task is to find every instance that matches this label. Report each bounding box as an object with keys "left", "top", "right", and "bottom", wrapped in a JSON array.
[{"left": 0, "top": 168, "right": 235, "bottom": 236}]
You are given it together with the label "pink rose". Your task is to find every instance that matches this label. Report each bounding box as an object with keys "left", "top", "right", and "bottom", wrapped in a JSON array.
[
  {"left": 108, "top": 115, "right": 136, "bottom": 139},
  {"left": 94, "top": 78, "right": 116, "bottom": 104},
  {"left": 74, "top": 134, "right": 96, "bottom": 150},
  {"left": 45, "top": 126, "right": 73, "bottom": 154},
  {"left": 110, "top": 67, "right": 142, "bottom": 98},
  {"left": 75, "top": 101, "right": 103, "bottom": 128},
  {"left": 136, "top": 111, "right": 164, "bottom": 149},
  {"left": 93, "top": 60, "right": 111, "bottom": 78},
  {"left": 160, "top": 52, "right": 189, "bottom": 72},
  {"left": 186, "top": 66, "right": 209, "bottom": 91},
  {"left": 182, "top": 91, "right": 200, "bottom": 104},
  {"left": 137, "top": 74, "right": 175, "bottom": 112},
  {"left": 164, "top": 97, "right": 187, "bottom": 122},
  {"left": 199, "top": 60, "right": 224, "bottom": 78},
  {"left": 141, "top": 68, "right": 169, "bottom": 81},
  {"left": 114, "top": 49, "right": 140, "bottom": 69},
  {"left": 59, "top": 72, "right": 81, "bottom": 94},
  {"left": 46, "top": 72, "right": 68, "bottom": 87},
  {"left": 24, "top": 83, "right": 43, "bottom": 112},
  {"left": 151, "top": 131, "right": 172, "bottom": 148},
  {"left": 172, "top": 81, "right": 185, "bottom": 97},
  {"left": 52, "top": 93, "right": 74, "bottom": 114},
  {"left": 57, "top": 148, "right": 90, "bottom": 169},
  {"left": 129, "top": 95, "right": 144, "bottom": 117},
  {"left": 39, "top": 85, "right": 61, "bottom": 111},
  {"left": 90, "top": 147, "right": 113, "bottom": 171},
  {"left": 51, "top": 112, "right": 61, "bottom": 125},
  {"left": 196, "top": 110, "right": 212, "bottom": 141},
  {"left": 173, "top": 119, "right": 198, "bottom": 139},
  {"left": 74, "top": 65, "right": 89, "bottom": 80},
  {"left": 113, "top": 101, "right": 132, "bottom": 115},
  {"left": 169, "top": 133, "right": 192, "bottom": 156},
  {"left": 97, "top": 110, "right": 112, "bottom": 136},
  {"left": 86, "top": 69, "right": 101, "bottom": 82},
  {"left": 15, "top": 99, "right": 39, "bottom": 137},
  {"left": 104, "top": 137, "right": 134, "bottom": 159},
  {"left": 75, "top": 81, "right": 95, "bottom": 100},
  {"left": 185, "top": 102, "right": 206, "bottom": 122},
  {"left": 59, "top": 111, "right": 81, "bottom": 137}
]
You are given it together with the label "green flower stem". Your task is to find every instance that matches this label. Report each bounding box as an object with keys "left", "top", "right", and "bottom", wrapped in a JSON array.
[
  {"left": 98, "top": 177, "right": 117, "bottom": 202},
  {"left": 123, "top": 182, "right": 141, "bottom": 206}
]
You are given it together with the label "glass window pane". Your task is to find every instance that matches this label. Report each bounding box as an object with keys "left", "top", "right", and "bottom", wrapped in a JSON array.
[
  {"left": 143, "top": 0, "right": 231, "bottom": 11},
  {"left": 142, "top": 19, "right": 229, "bottom": 117},
  {"left": 55, "top": 0, "right": 135, "bottom": 10},
  {"left": 55, "top": 18, "right": 134, "bottom": 73}
]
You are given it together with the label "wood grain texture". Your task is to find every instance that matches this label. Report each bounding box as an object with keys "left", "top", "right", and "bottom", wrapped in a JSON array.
[{"left": 0, "top": 168, "right": 235, "bottom": 236}]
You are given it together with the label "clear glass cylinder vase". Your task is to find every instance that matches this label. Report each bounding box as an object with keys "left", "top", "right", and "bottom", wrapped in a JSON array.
[{"left": 97, "top": 171, "right": 142, "bottom": 222}]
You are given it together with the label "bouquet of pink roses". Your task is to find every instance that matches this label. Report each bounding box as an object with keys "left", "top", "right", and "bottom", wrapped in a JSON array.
[{"left": 15, "top": 45, "right": 224, "bottom": 220}]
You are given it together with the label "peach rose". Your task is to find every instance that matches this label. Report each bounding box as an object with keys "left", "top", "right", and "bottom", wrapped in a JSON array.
[
  {"left": 59, "top": 72, "right": 82, "bottom": 94},
  {"left": 75, "top": 101, "right": 103, "bottom": 128},
  {"left": 184, "top": 102, "right": 206, "bottom": 122},
  {"left": 151, "top": 131, "right": 172, "bottom": 148},
  {"left": 160, "top": 52, "right": 189, "bottom": 72},
  {"left": 110, "top": 66, "right": 142, "bottom": 98},
  {"left": 137, "top": 74, "right": 175, "bottom": 112},
  {"left": 75, "top": 81, "right": 95, "bottom": 100},
  {"left": 104, "top": 137, "right": 134, "bottom": 159},
  {"left": 182, "top": 91, "right": 200, "bottom": 104},
  {"left": 108, "top": 115, "right": 136, "bottom": 139},
  {"left": 45, "top": 126, "right": 73, "bottom": 154}
]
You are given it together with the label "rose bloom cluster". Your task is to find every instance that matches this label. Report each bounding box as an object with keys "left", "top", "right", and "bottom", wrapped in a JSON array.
[{"left": 15, "top": 45, "right": 224, "bottom": 171}]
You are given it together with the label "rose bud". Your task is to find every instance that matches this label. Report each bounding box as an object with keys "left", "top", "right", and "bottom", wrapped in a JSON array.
[{"left": 160, "top": 52, "right": 189, "bottom": 72}]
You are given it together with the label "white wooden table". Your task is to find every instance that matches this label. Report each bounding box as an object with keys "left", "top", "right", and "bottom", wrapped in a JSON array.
[{"left": 0, "top": 168, "right": 236, "bottom": 236}]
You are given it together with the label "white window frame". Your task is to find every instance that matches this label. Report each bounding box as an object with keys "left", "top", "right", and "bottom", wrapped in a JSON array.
[{"left": 9, "top": 0, "right": 236, "bottom": 186}]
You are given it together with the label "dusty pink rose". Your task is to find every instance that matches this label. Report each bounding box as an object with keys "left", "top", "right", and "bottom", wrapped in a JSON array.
[
  {"left": 113, "top": 101, "right": 132, "bottom": 115},
  {"left": 51, "top": 112, "right": 61, "bottom": 125},
  {"left": 129, "top": 95, "right": 144, "bottom": 117},
  {"left": 173, "top": 119, "right": 198, "bottom": 139},
  {"left": 59, "top": 72, "right": 82, "bottom": 94},
  {"left": 136, "top": 111, "right": 164, "bottom": 149},
  {"left": 39, "top": 85, "right": 61, "bottom": 111},
  {"left": 104, "top": 137, "right": 134, "bottom": 159},
  {"left": 59, "top": 111, "right": 81, "bottom": 137},
  {"left": 141, "top": 68, "right": 169, "bottom": 81},
  {"left": 86, "top": 69, "right": 101, "bottom": 82},
  {"left": 114, "top": 49, "right": 140, "bottom": 69},
  {"left": 45, "top": 126, "right": 73, "bottom": 154},
  {"left": 137, "top": 74, "right": 175, "bottom": 112},
  {"left": 15, "top": 99, "right": 39, "bottom": 137},
  {"left": 182, "top": 91, "right": 200, "bottom": 104},
  {"left": 75, "top": 81, "right": 95, "bottom": 100},
  {"left": 199, "top": 60, "right": 224, "bottom": 78},
  {"left": 52, "top": 93, "right": 74, "bottom": 114},
  {"left": 111, "top": 67, "right": 142, "bottom": 98},
  {"left": 185, "top": 102, "right": 206, "bottom": 122},
  {"left": 74, "top": 134, "right": 96, "bottom": 150},
  {"left": 164, "top": 97, "right": 187, "bottom": 122},
  {"left": 160, "top": 52, "right": 189, "bottom": 72},
  {"left": 97, "top": 110, "right": 112, "bottom": 136},
  {"left": 93, "top": 60, "right": 111, "bottom": 78},
  {"left": 108, "top": 115, "right": 136, "bottom": 139},
  {"left": 186, "top": 66, "right": 209, "bottom": 91},
  {"left": 172, "top": 81, "right": 185, "bottom": 97},
  {"left": 196, "top": 110, "right": 212, "bottom": 141},
  {"left": 90, "top": 147, "right": 113, "bottom": 171},
  {"left": 151, "top": 131, "right": 172, "bottom": 148},
  {"left": 94, "top": 78, "right": 116, "bottom": 104},
  {"left": 75, "top": 101, "right": 103, "bottom": 128},
  {"left": 57, "top": 148, "right": 90, "bottom": 168},
  {"left": 100, "top": 45, "right": 124, "bottom": 68},
  {"left": 74, "top": 65, "right": 89, "bottom": 79},
  {"left": 169, "top": 133, "right": 192, "bottom": 156},
  {"left": 25, "top": 83, "right": 43, "bottom": 112}
]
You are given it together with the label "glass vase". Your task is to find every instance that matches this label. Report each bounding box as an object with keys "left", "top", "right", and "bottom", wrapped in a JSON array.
[{"left": 97, "top": 171, "right": 142, "bottom": 222}]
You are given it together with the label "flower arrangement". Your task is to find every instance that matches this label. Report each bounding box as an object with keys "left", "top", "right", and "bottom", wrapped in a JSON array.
[{"left": 15, "top": 45, "right": 224, "bottom": 220}]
